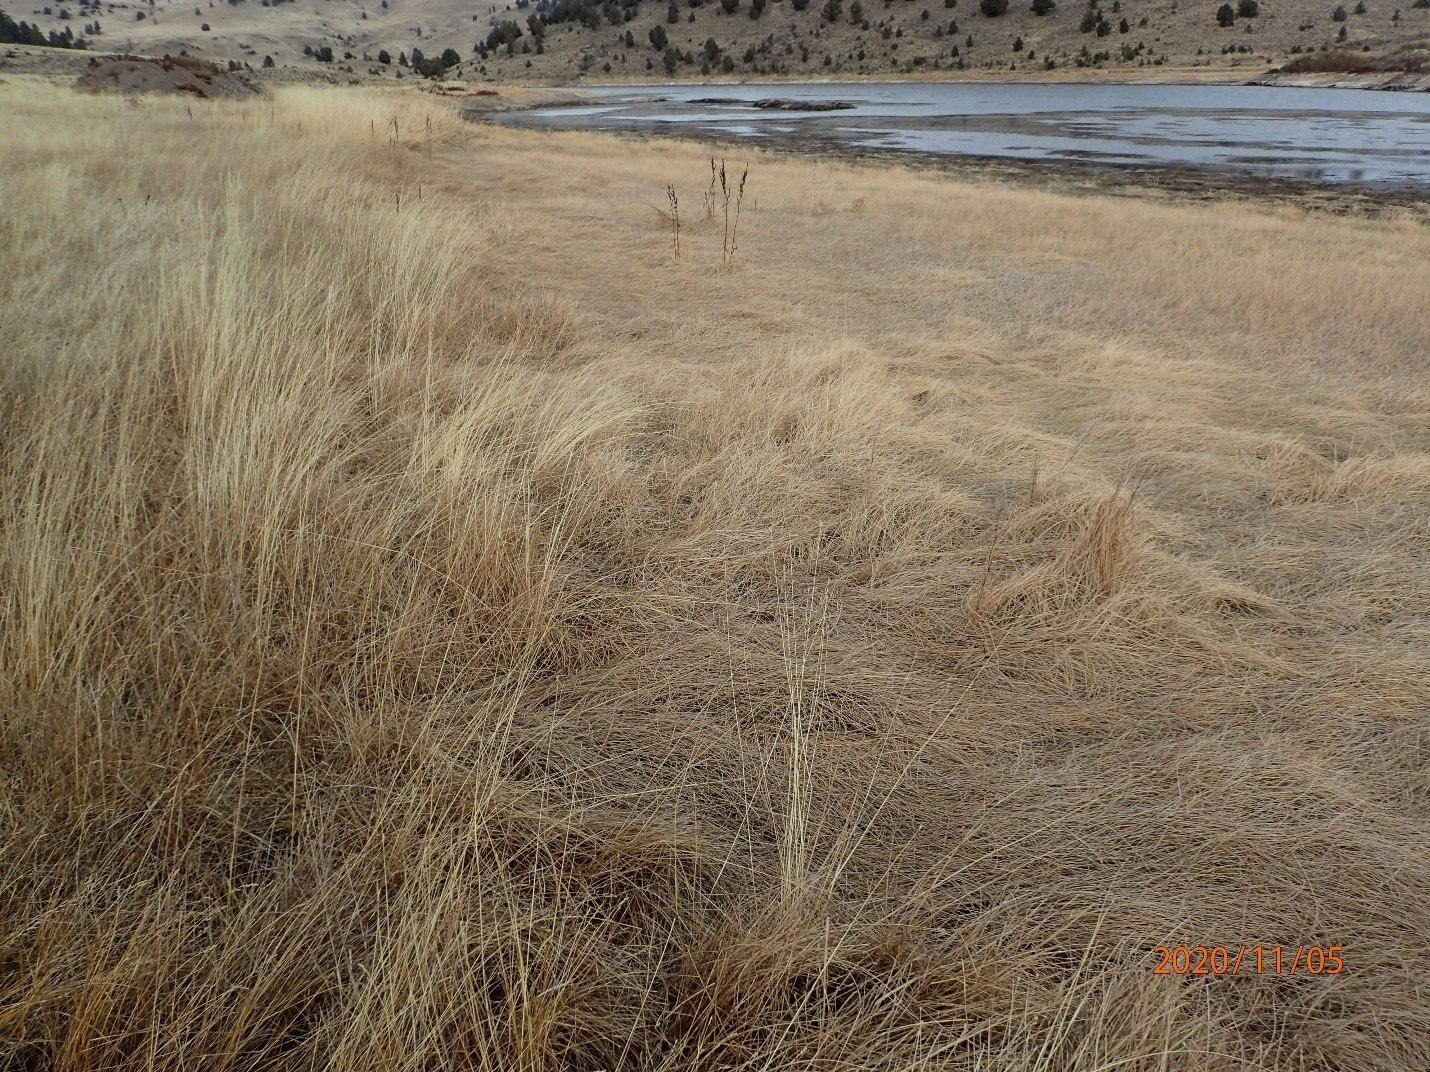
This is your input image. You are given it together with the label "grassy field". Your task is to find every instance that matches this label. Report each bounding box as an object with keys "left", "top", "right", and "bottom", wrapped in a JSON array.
[{"left": 1, "top": 79, "right": 1428, "bottom": 1070}]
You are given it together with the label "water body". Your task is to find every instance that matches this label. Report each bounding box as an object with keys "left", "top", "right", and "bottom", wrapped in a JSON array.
[{"left": 498, "top": 82, "right": 1430, "bottom": 187}]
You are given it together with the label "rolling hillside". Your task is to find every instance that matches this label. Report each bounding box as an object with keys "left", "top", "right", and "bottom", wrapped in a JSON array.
[{"left": 2, "top": 0, "right": 1427, "bottom": 81}]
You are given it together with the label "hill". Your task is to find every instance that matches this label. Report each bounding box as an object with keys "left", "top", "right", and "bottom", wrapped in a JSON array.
[{"left": 2, "top": 0, "right": 1428, "bottom": 81}]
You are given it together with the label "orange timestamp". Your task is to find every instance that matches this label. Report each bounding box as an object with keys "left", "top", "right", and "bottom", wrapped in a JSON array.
[{"left": 1153, "top": 945, "right": 1344, "bottom": 976}]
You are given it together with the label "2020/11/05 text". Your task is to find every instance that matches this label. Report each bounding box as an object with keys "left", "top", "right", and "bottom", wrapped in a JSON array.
[{"left": 1154, "top": 946, "right": 1344, "bottom": 975}]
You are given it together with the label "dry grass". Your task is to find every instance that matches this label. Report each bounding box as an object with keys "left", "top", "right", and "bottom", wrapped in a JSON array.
[
  {"left": 5, "top": 0, "right": 1425, "bottom": 81},
  {"left": 1277, "top": 41, "right": 1430, "bottom": 74},
  {"left": 1, "top": 79, "right": 1428, "bottom": 1071}
]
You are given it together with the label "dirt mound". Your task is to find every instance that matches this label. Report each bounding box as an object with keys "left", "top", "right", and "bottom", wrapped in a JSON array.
[{"left": 74, "top": 55, "right": 258, "bottom": 99}]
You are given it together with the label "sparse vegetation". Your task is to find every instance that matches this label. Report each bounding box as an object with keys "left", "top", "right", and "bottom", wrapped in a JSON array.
[
  {"left": 666, "top": 181, "right": 680, "bottom": 256},
  {"left": 1274, "top": 42, "right": 1430, "bottom": 70},
  {"left": 418, "top": 0, "right": 1424, "bottom": 77},
  {"left": 0, "top": 9, "right": 88, "bottom": 46}
]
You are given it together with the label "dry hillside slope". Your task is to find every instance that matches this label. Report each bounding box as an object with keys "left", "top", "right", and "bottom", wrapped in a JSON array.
[
  {"left": 1, "top": 78, "right": 1429, "bottom": 1070},
  {"left": 2, "top": 0, "right": 1429, "bottom": 80}
]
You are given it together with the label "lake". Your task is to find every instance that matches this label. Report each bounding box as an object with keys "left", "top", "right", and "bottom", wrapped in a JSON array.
[{"left": 497, "top": 81, "right": 1430, "bottom": 187}]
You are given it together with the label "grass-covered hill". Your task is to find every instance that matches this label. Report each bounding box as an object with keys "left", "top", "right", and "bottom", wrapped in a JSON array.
[{"left": 1, "top": 0, "right": 1427, "bottom": 81}]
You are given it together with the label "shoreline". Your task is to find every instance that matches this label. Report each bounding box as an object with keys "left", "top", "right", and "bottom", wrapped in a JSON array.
[
  {"left": 7, "top": 43, "right": 1426, "bottom": 95},
  {"left": 463, "top": 94, "right": 1430, "bottom": 222},
  {"left": 1246, "top": 71, "right": 1430, "bottom": 92}
]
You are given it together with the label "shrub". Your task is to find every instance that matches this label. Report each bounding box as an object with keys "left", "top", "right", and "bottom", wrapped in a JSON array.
[
  {"left": 483, "top": 20, "right": 522, "bottom": 51},
  {"left": 1277, "top": 48, "right": 1377, "bottom": 70},
  {"left": 1216, "top": 2, "right": 1234, "bottom": 24},
  {"left": 1331, "top": 4, "right": 1347, "bottom": 18},
  {"left": 979, "top": 0, "right": 1008, "bottom": 13},
  {"left": 377, "top": 48, "right": 390, "bottom": 63},
  {"left": 1031, "top": 0, "right": 1055, "bottom": 13}
]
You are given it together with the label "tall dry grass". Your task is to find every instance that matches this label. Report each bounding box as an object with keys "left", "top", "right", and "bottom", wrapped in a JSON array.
[{"left": 1, "top": 79, "right": 1428, "bottom": 1071}]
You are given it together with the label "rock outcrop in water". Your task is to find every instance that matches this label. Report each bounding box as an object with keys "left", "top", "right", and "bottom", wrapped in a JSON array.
[{"left": 689, "top": 97, "right": 855, "bottom": 111}]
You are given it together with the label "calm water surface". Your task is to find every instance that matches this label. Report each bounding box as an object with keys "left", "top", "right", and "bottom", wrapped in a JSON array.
[{"left": 499, "top": 82, "right": 1430, "bottom": 186}]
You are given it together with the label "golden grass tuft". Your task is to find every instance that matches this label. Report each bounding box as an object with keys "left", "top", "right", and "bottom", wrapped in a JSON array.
[{"left": 1, "top": 79, "right": 1428, "bottom": 1071}]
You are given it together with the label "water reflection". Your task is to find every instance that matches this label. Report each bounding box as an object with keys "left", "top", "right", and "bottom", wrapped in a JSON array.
[{"left": 498, "top": 82, "right": 1430, "bottom": 187}]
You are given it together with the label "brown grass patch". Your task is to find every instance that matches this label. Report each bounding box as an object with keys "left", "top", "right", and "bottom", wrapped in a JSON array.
[{"left": 1, "top": 80, "right": 1427, "bottom": 1071}]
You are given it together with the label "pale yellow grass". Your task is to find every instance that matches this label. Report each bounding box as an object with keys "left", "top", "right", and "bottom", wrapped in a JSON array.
[{"left": 1, "top": 79, "right": 1428, "bottom": 1071}]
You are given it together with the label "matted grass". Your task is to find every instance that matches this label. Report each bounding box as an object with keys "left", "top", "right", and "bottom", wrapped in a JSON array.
[{"left": 1, "top": 80, "right": 1427, "bottom": 1071}]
